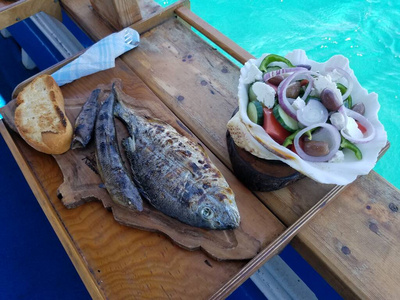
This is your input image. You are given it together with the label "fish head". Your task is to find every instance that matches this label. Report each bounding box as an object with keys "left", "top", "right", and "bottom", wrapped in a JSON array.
[{"left": 195, "top": 187, "right": 240, "bottom": 230}]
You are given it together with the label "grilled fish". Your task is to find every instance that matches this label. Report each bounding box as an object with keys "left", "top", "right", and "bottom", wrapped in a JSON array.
[
  {"left": 113, "top": 85, "right": 240, "bottom": 230},
  {"left": 71, "top": 88, "right": 101, "bottom": 149},
  {"left": 95, "top": 86, "right": 143, "bottom": 211}
]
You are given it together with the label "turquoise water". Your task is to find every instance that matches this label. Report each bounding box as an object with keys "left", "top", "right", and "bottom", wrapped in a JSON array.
[
  {"left": 0, "top": 95, "right": 5, "bottom": 117},
  {"left": 158, "top": 0, "right": 400, "bottom": 188}
]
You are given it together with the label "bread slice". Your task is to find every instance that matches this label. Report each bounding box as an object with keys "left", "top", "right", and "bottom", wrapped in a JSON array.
[{"left": 15, "top": 75, "right": 73, "bottom": 154}]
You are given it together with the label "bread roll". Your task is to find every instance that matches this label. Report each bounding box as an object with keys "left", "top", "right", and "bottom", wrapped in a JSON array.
[{"left": 15, "top": 75, "right": 73, "bottom": 154}]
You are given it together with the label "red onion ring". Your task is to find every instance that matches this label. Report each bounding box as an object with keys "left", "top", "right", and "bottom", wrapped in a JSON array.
[
  {"left": 277, "top": 71, "right": 315, "bottom": 120},
  {"left": 263, "top": 67, "right": 307, "bottom": 82},
  {"left": 297, "top": 99, "right": 329, "bottom": 126},
  {"left": 295, "top": 64, "right": 312, "bottom": 70},
  {"left": 325, "top": 67, "right": 353, "bottom": 101},
  {"left": 266, "top": 82, "right": 278, "bottom": 93},
  {"left": 341, "top": 107, "right": 376, "bottom": 143},
  {"left": 301, "top": 75, "right": 314, "bottom": 100},
  {"left": 294, "top": 123, "right": 341, "bottom": 162}
]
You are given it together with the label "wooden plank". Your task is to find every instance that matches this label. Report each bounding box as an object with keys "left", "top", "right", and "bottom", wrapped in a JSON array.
[
  {"left": 294, "top": 172, "right": 400, "bottom": 299},
  {"left": 89, "top": 0, "right": 142, "bottom": 30},
  {"left": 211, "top": 184, "right": 345, "bottom": 298},
  {"left": 0, "top": 0, "right": 61, "bottom": 29},
  {"left": 175, "top": 6, "right": 253, "bottom": 64}
]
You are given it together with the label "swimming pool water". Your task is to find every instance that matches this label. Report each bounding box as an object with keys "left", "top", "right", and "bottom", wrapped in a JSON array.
[{"left": 158, "top": 0, "right": 400, "bottom": 188}]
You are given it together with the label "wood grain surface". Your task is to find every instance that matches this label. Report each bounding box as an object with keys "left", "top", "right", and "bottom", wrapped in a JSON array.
[
  {"left": 3, "top": 0, "right": 400, "bottom": 298},
  {"left": 175, "top": 6, "right": 253, "bottom": 65},
  {"left": 292, "top": 172, "right": 400, "bottom": 299}
]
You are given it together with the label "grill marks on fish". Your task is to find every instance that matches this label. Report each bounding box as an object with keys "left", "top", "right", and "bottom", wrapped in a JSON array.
[
  {"left": 94, "top": 87, "right": 143, "bottom": 211},
  {"left": 113, "top": 84, "right": 240, "bottom": 229},
  {"left": 71, "top": 89, "right": 101, "bottom": 149},
  {"left": 71, "top": 82, "right": 239, "bottom": 229}
]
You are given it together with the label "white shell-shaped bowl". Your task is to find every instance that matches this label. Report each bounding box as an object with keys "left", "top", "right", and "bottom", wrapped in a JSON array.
[{"left": 236, "top": 49, "right": 387, "bottom": 185}]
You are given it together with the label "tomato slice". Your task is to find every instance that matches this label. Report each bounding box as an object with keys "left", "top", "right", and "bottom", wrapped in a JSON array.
[
  {"left": 300, "top": 79, "right": 309, "bottom": 87},
  {"left": 289, "top": 143, "right": 297, "bottom": 154},
  {"left": 356, "top": 121, "right": 367, "bottom": 134},
  {"left": 263, "top": 108, "right": 291, "bottom": 145},
  {"left": 289, "top": 136, "right": 304, "bottom": 154}
]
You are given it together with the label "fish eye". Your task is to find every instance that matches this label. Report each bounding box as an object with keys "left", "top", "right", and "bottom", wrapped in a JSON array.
[{"left": 201, "top": 206, "right": 214, "bottom": 220}]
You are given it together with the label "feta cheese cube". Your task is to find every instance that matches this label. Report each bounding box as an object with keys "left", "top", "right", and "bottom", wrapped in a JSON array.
[
  {"left": 343, "top": 117, "right": 363, "bottom": 139},
  {"left": 242, "top": 64, "right": 263, "bottom": 84},
  {"left": 251, "top": 82, "right": 276, "bottom": 108},
  {"left": 329, "top": 150, "right": 345, "bottom": 163},
  {"left": 292, "top": 97, "right": 306, "bottom": 110},
  {"left": 326, "top": 69, "right": 342, "bottom": 82},
  {"left": 311, "top": 75, "right": 343, "bottom": 106},
  {"left": 330, "top": 112, "right": 346, "bottom": 130}
]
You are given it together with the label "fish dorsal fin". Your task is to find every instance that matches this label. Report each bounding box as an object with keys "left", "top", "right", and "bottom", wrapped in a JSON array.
[
  {"left": 122, "top": 136, "right": 136, "bottom": 153},
  {"left": 143, "top": 115, "right": 170, "bottom": 126}
]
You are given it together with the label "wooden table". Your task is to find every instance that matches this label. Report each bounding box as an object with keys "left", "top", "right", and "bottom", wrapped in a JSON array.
[{"left": 2, "top": 0, "right": 400, "bottom": 299}]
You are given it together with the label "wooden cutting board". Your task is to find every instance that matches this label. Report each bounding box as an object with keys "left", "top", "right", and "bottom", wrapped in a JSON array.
[{"left": 1, "top": 58, "right": 286, "bottom": 261}]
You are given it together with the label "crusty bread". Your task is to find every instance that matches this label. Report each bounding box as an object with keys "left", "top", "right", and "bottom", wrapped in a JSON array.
[{"left": 15, "top": 74, "right": 73, "bottom": 154}]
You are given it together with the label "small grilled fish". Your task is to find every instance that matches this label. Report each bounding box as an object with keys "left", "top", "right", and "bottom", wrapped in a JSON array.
[
  {"left": 71, "top": 89, "right": 101, "bottom": 149},
  {"left": 95, "top": 87, "right": 143, "bottom": 211},
  {"left": 113, "top": 85, "right": 240, "bottom": 230}
]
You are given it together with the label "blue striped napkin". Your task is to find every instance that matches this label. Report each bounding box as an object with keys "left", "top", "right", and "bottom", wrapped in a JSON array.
[{"left": 52, "top": 28, "right": 140, "bottom": 86}]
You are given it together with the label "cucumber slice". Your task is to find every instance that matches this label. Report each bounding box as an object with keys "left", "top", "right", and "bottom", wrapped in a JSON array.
[
  {"left": 273, "top": 104, "right": 299, "bottom": 132},
  {"left": 248, "top": 83, "right": 258, "bottom": 102},
  {"left": 247, "top": 101, "right": 264, "bottom": 125},
  {"left": 248, "top": 82, "right": 276, "bottom": 108}
]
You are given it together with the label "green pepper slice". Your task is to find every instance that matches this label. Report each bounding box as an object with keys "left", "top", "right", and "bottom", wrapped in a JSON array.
[
  {"left": 283, "top": 129, "right": 312, "bottom": 148},
  {"left": 336, "top": 82, "right": 353, "bottom": 109},
  {"left": 259, "top": 54, "right": 295, "bottom": 73},
  {"left": 340, "top": 136, "right": 362, "bottom": 160}
]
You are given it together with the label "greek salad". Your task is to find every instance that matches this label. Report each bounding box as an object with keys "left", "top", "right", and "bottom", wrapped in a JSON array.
[{"left": 244, "top": 53, "right": 376, "bottom": 163}]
